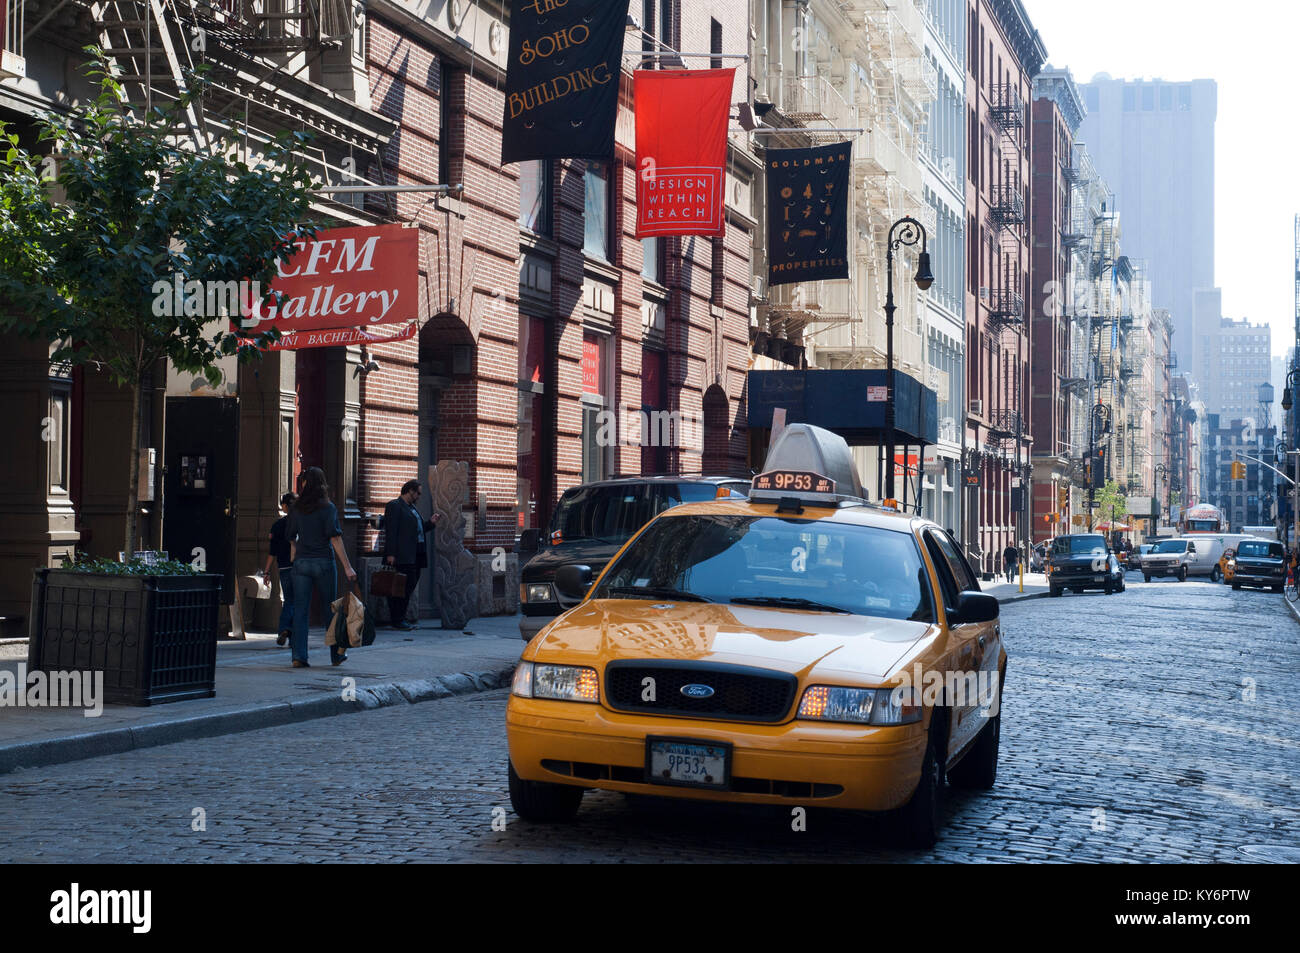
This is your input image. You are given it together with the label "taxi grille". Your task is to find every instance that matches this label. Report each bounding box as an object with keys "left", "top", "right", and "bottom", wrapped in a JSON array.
[{"left": 605, "top": 661, "right": 797, "bottom": 723}]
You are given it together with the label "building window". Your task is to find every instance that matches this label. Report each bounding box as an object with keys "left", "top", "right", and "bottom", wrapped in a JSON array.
[
  {"left": 518, "top": 160, "right": 552, "bottom": 236},
  {"left": 711, "top": 237, "right": 725, "bottom": 305},
  {"left": 581, "top": 333, "right": 610, "bottom": 482},
  {"left": 439, "top": 63, "right": 459, "bottom": 187},
  {"left": 710, "top": 18, "right": 722, "bottom": 70},
  {"left": 642, "top": 237, "right": 662, "bottom": 283},
  {"left": 584, "top": 161, "right": 612, "bottom": 262},
  {"left": 641, "top": 348, "right": 667, "bottom": 475}
]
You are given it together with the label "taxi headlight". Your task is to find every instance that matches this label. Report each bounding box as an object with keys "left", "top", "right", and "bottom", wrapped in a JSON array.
[
  {"left": 797, "top": 686, "right": 922, "bottom": 725},
  {"left": 511, "top": 661, "right": 599, "bottom": 703},
  {"left": 524, "top": 583, "right": 556, "bottom": 603}
]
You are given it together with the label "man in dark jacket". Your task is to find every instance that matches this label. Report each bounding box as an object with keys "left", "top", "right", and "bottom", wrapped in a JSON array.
[{"left": 383, "top": 480, "right": 440, "bottom": 630}]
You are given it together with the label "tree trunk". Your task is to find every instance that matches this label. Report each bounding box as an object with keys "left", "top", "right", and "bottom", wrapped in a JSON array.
[{"left": 124, "top": 374, "right": 143, "bottom": 558}]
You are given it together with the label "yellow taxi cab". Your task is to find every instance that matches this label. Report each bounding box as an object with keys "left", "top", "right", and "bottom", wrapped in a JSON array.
[
  {"left": 1219, "top": 549, "right": 1235, "bottom": 584},
  {"left": 506, "top": 424, "right": 1007, "bottom": 847}
]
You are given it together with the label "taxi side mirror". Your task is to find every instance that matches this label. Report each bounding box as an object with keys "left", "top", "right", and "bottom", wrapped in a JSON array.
[
  {"left": 950, "top": 591, "right": 999, "bottom": 625},
  {"left": 554, "top": 564, "right": 594, "bottom": 600}
]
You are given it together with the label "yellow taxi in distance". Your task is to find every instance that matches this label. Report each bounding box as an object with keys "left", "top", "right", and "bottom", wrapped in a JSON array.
[
  {"left": 1219, "top": 549, "right": 1236, "bottom": 584},
  {"left": 506, "top": 424, "right": 1007, "bottom": 847}
]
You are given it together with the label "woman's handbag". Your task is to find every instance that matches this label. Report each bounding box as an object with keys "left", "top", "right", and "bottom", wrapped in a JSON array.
[{"left": 369, "top": 565, "right": 407, "bottom": 598}]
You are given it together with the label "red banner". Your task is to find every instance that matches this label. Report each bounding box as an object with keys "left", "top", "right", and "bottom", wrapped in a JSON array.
[
  {"left": 634, "top": 69, "right": 735, "bottom": 239},
  {"left": 238, "top": 224, "right": 419, "bottom": 341},
  {"left": 582, "top": 334, "right": 603, "bottom": 395}
]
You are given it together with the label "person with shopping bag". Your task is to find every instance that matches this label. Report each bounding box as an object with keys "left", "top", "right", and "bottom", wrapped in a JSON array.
[
  {"left": 326, "top": 583, "right": 377, "bottom": 663},
  {"left": 381, "top": 479, "right": 439, "bottom": 630},
  {"left": 287, "top": 467, "right": 357, "bottom": 668}
]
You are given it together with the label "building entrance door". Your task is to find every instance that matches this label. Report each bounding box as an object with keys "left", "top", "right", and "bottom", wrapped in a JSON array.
[{"left": 163, "top": 397, "right": 240, "bottom": 603}]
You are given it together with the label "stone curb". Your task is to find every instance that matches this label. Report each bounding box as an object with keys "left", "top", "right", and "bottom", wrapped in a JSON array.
[
  {"left": 0, "top": 665, "right": 516, "bottom": 777},
  {"left": 1286, "top": 594, "right": 1300, "bottom": 627},
  {"left": 994, "top": 590, "right": 1051, "bottom": 605}
]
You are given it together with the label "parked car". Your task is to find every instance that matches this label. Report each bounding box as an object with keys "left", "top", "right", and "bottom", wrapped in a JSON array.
[
  {"left": 517, "top": 476, "right": 750, "bottom": 640},
  {"left": 1046, "top": 534, "right": 1126, "bottom": 596},
  {"left": 1029, "top": 543, "right": 1046, "bottom": 573}
]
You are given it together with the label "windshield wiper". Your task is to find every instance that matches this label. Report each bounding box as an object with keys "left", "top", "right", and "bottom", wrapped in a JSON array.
[
  {"left": 605, "top": 586, "right": 711, "bottom": 603},
  {"left": 729, "top": 596, "right": 850, "bottom": 614}
]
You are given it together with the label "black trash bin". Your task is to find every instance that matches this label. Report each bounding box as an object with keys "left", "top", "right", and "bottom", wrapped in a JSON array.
[{"left": 28, "top": 568, "right": 221, "bottom": 706}]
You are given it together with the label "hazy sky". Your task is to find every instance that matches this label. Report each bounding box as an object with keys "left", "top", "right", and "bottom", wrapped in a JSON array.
[{"left": 1021, "top": 0, "right": 1299, "bottom": 359}]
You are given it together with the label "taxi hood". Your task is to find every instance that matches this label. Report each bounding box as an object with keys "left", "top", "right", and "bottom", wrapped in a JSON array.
[{"left": 533, "top": 600, "right": 934, "bottom": 683}]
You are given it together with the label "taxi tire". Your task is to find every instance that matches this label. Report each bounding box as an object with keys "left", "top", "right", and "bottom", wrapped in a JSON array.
[
  {"left": 894, "top": 714, "right": 945, "bottom": 849},
  {"left": 949, "top": 711, "right": 1000, "bottom": 791},
  {"left": 508, "top": 760, "right": 583, "bottom": 822}
]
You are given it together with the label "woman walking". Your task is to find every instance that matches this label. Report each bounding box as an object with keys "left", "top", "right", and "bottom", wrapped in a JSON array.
[
  {"left": 260, "top": 491, "right": 297, "bottom": 647},
  {"left": 287, "top": 468, "right": 357, "bottom": 668}
]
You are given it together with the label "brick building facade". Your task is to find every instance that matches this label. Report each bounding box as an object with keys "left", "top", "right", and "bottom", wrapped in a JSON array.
[{"left": 963, "top": 0, "right": 1045, "bottom": 574}]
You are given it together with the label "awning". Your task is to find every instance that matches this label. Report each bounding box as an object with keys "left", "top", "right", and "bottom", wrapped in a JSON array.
[{"left": 746, "top": 368, "right": 938, "bottom": 446}]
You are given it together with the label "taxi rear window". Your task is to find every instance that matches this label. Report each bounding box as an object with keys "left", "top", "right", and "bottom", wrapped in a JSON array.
[{"left": 593, "top": 514, "right": 934, "bottom": 622}]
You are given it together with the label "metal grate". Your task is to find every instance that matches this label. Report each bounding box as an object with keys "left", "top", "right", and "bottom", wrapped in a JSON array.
[{"left": 605, "top": 661, "right": 797, "bottom": 723}]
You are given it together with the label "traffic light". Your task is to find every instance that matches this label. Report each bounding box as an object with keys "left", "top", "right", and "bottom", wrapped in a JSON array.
[
  {"left": 1058, "top": 486, "right": 1069, "bottom": 507},
  {"left": 1091, "top": 448, "right": 1107, "bottom": 489},
  {"left": 1230, "top": 460, "right": 1247, "bottom": 480}
]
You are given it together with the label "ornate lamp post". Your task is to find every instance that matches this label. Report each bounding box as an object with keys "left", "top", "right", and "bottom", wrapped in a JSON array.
[
  {"left": 1087, "top": 403, "right": 1112, "bottom": 531},
  {"left": 883, "top": 216, "right": 933, "bottom": 501}
]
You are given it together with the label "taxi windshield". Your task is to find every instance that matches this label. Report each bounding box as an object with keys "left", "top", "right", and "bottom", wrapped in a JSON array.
[
  {"left": 592, "top": 514, "right": 934, "bottom": 622},
  {"left": 1152, "top": 540, "right": 1188, "bottom": 554},
  {"left": 1052, "top": 535, "right": 1106, "bottom": 556}
]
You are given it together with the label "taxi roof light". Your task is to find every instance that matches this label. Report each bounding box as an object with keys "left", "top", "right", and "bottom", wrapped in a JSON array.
[{"left": 750, "top": 424, "right": 871, "bottom": 507}]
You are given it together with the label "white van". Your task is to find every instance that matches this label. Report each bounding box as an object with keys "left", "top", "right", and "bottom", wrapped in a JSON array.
[{"left": 1141, "top": 536, "right": 1225, "bottom": 582}]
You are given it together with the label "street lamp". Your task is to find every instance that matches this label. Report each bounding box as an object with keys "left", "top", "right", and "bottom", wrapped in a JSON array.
[{"left": 883, "top": 216, "right": 932, "bottom": 502}]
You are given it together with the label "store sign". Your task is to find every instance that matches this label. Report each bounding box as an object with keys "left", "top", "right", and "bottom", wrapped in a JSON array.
[
  {"left": 765, "top": 142, "right": 852, "bottom": 287},
  {"left": 258, "top": 321, "right": 419, "bottom": 351},
  {"left": 963, "top": 471, "right": 981, "bottom": 488},
  {"left": 582, "top": 335, "right": 602, "bottom": 395},
  {"left": 501, "top": 0, "right": 632, "bottom": 163},
  {"left": 894, "top": 452, "right": 918, "bottom": 479},
  {"left": 239, "top": 225, "right": 419, "bottom": 340},
  {"left": 634, "top": 68, "right": 736, "bottom": 238},
  {"left": 867, "top": 386, "right": 888, "bottom": 402}
]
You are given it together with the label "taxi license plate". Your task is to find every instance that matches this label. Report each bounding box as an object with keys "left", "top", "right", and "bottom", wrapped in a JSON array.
[{"left": 646, "top": 738, "right": 730, "bottom": 789}]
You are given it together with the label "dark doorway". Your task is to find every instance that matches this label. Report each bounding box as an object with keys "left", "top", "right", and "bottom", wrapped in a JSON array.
[{"left": 163, "top": 397, "right": 240, "bottom": 602}]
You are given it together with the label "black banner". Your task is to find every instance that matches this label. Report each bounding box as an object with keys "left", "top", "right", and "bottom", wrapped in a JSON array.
[
  {"left": 501, "top": 0, "right": 631, "bottom": 164},
  {"left": 766, "top": 142, "right": 852, "bottom": 287}
]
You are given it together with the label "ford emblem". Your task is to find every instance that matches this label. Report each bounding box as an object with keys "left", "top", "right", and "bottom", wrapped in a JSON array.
[{"left": 681, "top": 683, "right": 715, "bottom": 699}]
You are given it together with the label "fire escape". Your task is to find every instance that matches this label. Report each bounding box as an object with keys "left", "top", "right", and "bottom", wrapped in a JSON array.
[{"left": 15, "top": 0, "right": 396, "bottom": 221}]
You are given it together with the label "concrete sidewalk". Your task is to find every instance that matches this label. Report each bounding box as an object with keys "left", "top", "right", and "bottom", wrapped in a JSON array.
[
  {"left": 982, "top": 571, "right": 1052, "bottom": 603},
  {"left": 0, "top": 615, "right": 524, "bottom": 775}
]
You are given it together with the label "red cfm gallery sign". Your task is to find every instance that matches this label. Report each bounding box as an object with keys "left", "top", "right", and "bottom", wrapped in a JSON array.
[{"left": 238, "top": 224, "right": 419, "bottom": 350}]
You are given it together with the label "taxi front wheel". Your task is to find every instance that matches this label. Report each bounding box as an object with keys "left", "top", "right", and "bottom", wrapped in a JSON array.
[
  {"left": 893, "top": 717, "right": 944, "bottom": 849},
  {"left": 508, "top": 760, "right": 584, "bottom": 822}
]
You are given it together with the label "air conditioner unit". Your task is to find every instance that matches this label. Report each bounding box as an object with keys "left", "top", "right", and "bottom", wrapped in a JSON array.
[
  {"left": 970, "top": 399, "right": 984, "bottom": 417},
  {"left": 751, "top": 275, "right": 766, "bottom": 300},
  {"left": 979, "top": 287, "right": 990, "bottom": 299}
]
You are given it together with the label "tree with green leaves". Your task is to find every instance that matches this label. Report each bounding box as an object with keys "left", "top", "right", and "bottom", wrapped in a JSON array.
[
  {"left": 0, "top": 54, "right": 319, "bottom": 556},
  {"left": 1093, "top": 479, "right": 1129, "bottom": 533}
]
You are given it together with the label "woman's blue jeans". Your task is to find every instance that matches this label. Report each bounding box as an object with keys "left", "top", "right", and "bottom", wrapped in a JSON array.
[{"left": 291, "top": 557, "right": 335, "bottom": 664}]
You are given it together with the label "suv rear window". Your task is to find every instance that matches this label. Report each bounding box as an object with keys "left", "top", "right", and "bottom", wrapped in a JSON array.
[
  {"left": 551, "top": 486, "right": 656, "bottom": 545},
  {"left": 1236, "top": 541, "right": 1283, "bottom": 559},
  {"left": 1052, "top": 535, "right": 1106, "bottom": 556}
]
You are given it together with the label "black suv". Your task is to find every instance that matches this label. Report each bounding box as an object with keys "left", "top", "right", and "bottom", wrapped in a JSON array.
[
  {"left": 1047, "top": 533, "right": 1126, "bottom": 596},
  {"left": 1230, "top": 539, "right": 1286, "bottom": 592},
  {"left": 517, "top": 476, "right": 750, "bottom": 640}
]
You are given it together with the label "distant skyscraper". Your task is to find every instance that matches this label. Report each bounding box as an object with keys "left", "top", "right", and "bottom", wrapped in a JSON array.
[{"left": 1075, "top": 77, "right": 1217, "bottom": 379}]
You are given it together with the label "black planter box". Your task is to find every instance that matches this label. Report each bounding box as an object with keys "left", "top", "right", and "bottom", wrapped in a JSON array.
[{"left": 28, "top": 569, "right": 221, "bottom": 706}]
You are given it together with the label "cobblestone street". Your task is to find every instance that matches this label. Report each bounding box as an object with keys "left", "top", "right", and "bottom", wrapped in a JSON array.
[{"left": 1, "top": 577, "right": 1297, "bottom": 862}]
